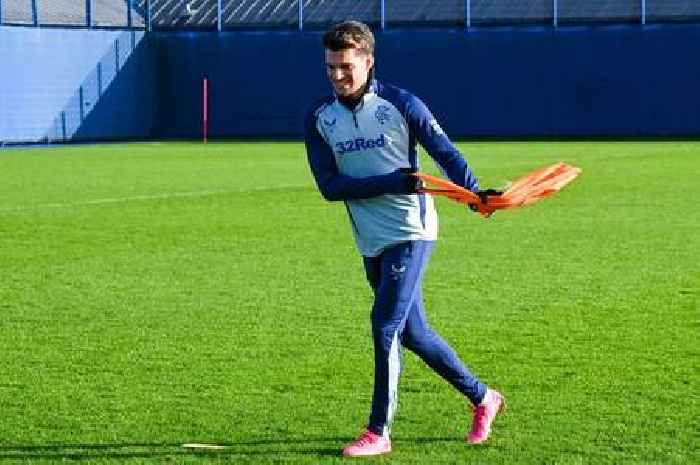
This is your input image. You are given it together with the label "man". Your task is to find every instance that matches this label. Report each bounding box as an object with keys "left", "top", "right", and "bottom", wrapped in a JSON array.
[{"left": 304, "top": 21, "right": 505, "bottom": 457}]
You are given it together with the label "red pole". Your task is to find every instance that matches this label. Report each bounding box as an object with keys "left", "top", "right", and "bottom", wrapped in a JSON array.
[{"left": 203, "top": 77, "right": 208, "bottom": 144}]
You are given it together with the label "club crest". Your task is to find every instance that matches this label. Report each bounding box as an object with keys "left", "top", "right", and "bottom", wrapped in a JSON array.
[{"left": 375, "top": 105, "right": 391, "bottom": 125}]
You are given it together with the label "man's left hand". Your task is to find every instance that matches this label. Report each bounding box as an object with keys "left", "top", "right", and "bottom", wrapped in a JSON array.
[
  {"left": 469, "top": 188, "right": 503, "bottom": 213},
  {"left": 476, "top": 188, "right": 503, "bottom": 204}
]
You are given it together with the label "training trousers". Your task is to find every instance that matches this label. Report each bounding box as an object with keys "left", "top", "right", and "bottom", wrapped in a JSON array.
[{"left": 362, "top": 240, "right": 487, "bottom": 436}]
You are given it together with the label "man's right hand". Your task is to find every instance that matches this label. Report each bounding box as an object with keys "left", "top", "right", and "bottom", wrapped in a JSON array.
[{"left": 398, "top": 167, "right": 424, "bottom": 193}]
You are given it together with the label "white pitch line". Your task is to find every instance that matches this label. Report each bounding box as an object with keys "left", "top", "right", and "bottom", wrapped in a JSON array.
[
  {"left": 182, "top": 443, "right": 230, "bottom": 450},
  {"left": 0, "top": 184, "right": 307, "bottom": 213}
]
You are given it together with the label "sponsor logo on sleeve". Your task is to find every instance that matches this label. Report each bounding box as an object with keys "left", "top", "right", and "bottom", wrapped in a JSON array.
[{"left": 429, "top": 119, "right": 444, "bottom": 136}]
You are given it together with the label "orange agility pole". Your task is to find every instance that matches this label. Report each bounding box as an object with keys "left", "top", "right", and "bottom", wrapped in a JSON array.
[{"left": 414, "top": 162, "right": 581, "bottom": 217}]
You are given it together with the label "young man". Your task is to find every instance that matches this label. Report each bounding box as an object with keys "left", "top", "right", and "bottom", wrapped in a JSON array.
[{"left": 304, "top": 21, "right": 505, "bottom": 457}]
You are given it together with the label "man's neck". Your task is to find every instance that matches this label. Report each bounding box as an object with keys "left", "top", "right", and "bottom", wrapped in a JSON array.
[{"left": 338, "top": 79, "right": 371, "bottom": 110}]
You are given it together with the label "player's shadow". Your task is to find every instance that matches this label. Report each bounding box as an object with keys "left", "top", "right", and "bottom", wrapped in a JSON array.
[
  {"left": 0, "top": 438, "right": 344, "bottom": 461},
  {"left": 0, "top": 436, "right": 461, "bottom": 461}
]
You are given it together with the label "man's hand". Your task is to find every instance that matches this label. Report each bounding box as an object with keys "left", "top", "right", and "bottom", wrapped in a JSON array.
[
  {"left": 469, "top": 188, "right": 503, "bottom": 213},
  {"left": 476, "top": 188, "right": 503, "bottom": 204},
  {"left": 399, "top": 167, "right": 424, "bottom": 193}
]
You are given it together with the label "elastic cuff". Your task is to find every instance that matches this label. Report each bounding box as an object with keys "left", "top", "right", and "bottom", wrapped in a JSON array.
[
  {"left": 367, "top": 424, "right": 384, "bottom": 436},
  {"left": 470, "top": 383, "right": 488, "bottom": 406}
]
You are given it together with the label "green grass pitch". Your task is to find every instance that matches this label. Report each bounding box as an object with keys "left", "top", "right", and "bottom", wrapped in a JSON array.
[{"left": 0, "top": 141, "right": 697, "bottom": 464}]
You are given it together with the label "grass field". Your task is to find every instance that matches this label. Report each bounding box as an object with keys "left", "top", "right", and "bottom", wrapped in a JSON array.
[{"left": 0, "top": 141, "right": 697, "bottom": 464}]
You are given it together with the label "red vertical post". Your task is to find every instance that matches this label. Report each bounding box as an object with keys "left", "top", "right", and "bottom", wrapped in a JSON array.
[{"left": 203, "top": 77, "right": 209, "bottom": 144}]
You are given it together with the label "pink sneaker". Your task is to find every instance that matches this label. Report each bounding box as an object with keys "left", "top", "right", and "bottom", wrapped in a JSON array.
[
  {"left": 342, "top": 429, "right": 391, "bottom": 457},
  {"left": 466, "top": 390, "right": 505, "bottom": 444}
]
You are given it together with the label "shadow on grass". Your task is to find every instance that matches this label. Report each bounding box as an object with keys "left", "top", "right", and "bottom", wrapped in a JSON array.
[
  {"left": 0, "top": 438, "right": 345, "bottom": 461},
  {"left": 0, "top": 436, "right": 468, "bottom": 461}
]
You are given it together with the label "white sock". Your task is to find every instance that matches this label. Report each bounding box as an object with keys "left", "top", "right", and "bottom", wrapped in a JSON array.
[{"left": 479, "top": 389, "right": 494, "bottom": 406}]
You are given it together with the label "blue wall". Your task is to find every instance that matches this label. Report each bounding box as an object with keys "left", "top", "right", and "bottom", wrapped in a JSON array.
[
  {"left": 0, "top": 27, "right": 156, "bottom": 143},
  {"left": 153, "top": 24, "right": 700, "bottom": 138},
  {"left": 2, "top": 24, "right": 699, "bottom": 143},
  {"left": 151, "top": 31, "right": 324, "bottom": 139},
  {"left": 72, "top": 32, "right": 157, "bottom": 141}
]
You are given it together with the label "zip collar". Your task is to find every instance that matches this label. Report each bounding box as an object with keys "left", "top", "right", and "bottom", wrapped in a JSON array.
[{"left": 336, "top": 78, "right": 378, "bottom": 112}]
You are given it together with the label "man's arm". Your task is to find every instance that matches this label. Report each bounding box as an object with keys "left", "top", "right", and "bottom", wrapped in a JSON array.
[
  {"left": 406, "top": 96, "right": 480, "bottom": 192},
  {"left": 304, "top": 109, "right": 416, "bottom": 201}
]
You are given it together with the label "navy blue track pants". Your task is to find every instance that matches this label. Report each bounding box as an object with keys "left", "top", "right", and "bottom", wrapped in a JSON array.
[{"left": 362, "top": 240, "right": 487, "bottom": 436}]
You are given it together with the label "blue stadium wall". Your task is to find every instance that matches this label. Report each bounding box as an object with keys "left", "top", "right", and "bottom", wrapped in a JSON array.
[
  {"left": 2, "top": 24, "right": 699, "bottom": 142},
  {"left": 0, "top": 27, "right": 156, "bottom": 143},
  {"left": 153, "top": 24, "right": 700, "bottom": 138}
]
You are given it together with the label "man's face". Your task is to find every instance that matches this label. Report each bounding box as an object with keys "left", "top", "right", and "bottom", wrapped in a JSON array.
[{"left": 325, "top": 47, "right": 374, "bottom": 98}]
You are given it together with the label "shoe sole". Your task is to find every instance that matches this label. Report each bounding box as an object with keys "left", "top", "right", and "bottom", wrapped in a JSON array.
[{"left": 343, "top": 448, "right": 392, "bottom": 457}]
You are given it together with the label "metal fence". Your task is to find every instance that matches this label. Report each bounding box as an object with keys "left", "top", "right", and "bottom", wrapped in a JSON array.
[
  {"left": 0, "top": 0, "right": 144, "bottom": 28},
  {"left": 0, "top": 1, "right": 699, "bottom": 30}
]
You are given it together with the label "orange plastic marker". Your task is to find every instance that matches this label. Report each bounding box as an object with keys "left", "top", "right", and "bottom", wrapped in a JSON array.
[{"left": 413, "top": 162, "right": 581, "bottom": 217}]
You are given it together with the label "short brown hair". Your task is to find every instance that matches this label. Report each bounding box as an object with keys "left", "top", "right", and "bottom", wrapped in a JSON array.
[{"left": 323, "top": 21, "right": 375, "bottom": 56}]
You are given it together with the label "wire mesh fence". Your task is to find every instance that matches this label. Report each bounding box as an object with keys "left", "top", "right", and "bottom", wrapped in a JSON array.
[
  {"left": 36, "top": 0, "right": 85, "bottom": 26},
  {"left": 2, "top": 0, "right": 35, "bottom": 25},
  {"left": 471, "top": 0, "right": 552, "bottom": 25},
  {"left": 93, "top": 0, "right": 130, "bottom": 27},
  {"left": 0, "top": 0, "right": 144, "bottom": 28},
  {"left": 558, "top": 0, "right": 640, "bottom": 24},
  {"left": 0, "top": 1, "right": 698, "bottom": 29}
]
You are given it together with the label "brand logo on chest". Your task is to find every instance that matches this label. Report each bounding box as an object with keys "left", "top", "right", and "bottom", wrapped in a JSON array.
[{"left": 335, "top": 134, "right": 387, "bottom": 155}]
